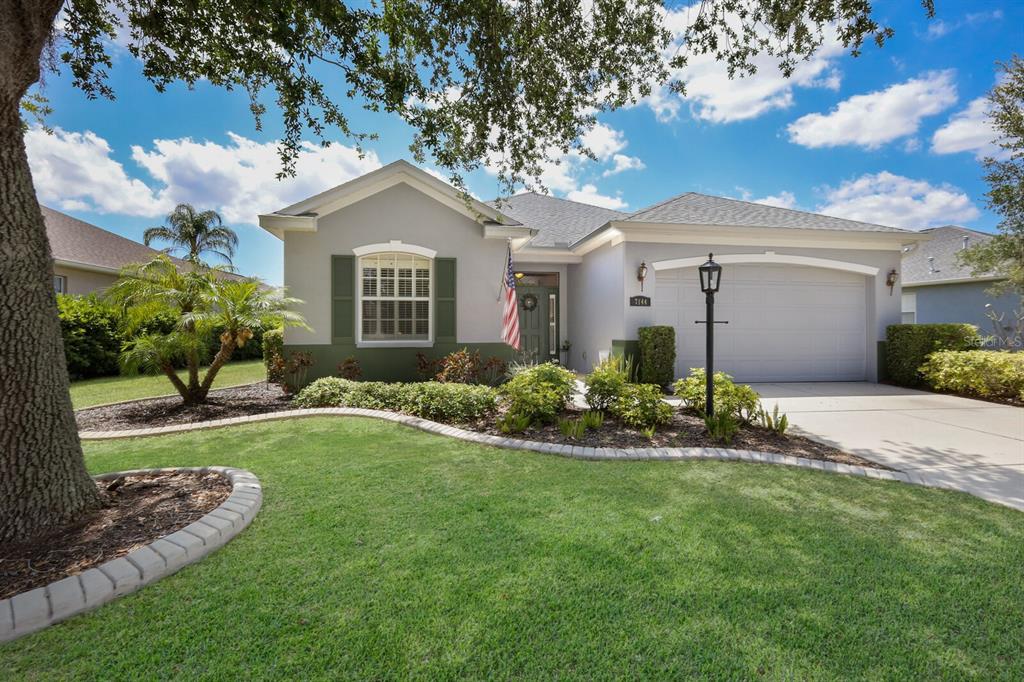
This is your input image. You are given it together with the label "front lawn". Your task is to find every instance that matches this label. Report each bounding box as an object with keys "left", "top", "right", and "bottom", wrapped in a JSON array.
[
  {"left": 3, "top": 418, "right": 1021, "bottom": 679},
  {"left": 69, "top": 360, "right": 266, "bottom": 409}
]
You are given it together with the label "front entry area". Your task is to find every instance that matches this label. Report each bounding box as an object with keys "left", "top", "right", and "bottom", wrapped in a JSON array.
[
  {"left": 654, "top": 264, "right": 867, "bottom": 382},
  {"left": 516, "top": 273, "right": 559, "bottom": 363}
]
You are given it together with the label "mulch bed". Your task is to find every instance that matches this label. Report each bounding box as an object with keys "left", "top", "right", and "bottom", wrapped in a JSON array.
[
  {"left": 73, "top": 383, "right": 883, "bottom": 469},
  {"left": 471, "top": 406, "right": 889, "bottom": 469},
  {"left": 75, "top": 382, "right": 296, "bottom": 432},
  {"left": 0, "top": 471, "right": 231, "bottom": 599}
]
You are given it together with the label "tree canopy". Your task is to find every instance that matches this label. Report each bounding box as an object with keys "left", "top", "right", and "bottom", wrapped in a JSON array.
[
  {"left": 959, "top": 56, "right": 1024, "bottom": 295},
  {"left": 58, "top": 0, "right": 933, "bottom": 192}
]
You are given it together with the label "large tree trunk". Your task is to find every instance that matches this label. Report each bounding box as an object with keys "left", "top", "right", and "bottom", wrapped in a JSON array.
[{"left": 0, "top": 0, "right": 101, "bottom": 543}]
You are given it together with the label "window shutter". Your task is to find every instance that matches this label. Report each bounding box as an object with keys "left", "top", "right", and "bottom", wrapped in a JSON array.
[
  {"left": 332, "top": 255, "right": 355, "bottom": 343},
  {"left": 435, "top": 257, "right": 456, "bottom": 342}
]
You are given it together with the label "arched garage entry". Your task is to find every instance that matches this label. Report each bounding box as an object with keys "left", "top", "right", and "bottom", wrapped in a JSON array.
[{"left": 652, "top": 254, "right": 877, "bottom": 382}]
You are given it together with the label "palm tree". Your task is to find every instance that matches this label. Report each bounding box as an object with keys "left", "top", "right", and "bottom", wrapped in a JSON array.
[
  {"left": 109, "top": 255, "right": 306, "bottom": 405},
  {"left": 144, "top": 204, "right": 239, "bottom": 266}
]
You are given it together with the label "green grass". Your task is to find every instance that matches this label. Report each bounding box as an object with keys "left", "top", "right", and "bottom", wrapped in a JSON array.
[
  {"left": 3, "top": 418, "right": 1022, "bottom": 679},
  {"left": 69, "top": 360, "right": 267, "bottom": 408}
]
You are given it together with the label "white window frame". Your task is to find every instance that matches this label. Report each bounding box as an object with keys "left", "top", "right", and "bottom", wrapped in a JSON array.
[
  {"left": 353, "top": 242, "right": 437, "bottom": 348},
  {"left": 53, "top": 275, "right": 67, "bottom": 294},
  {"left": 901, "top": 291, "right": 917, "bottom": 324}
]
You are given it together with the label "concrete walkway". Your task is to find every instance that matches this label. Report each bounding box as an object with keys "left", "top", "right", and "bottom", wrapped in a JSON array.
[{"left": 751, "top": 382, "right": 1024, "bottom": 511}]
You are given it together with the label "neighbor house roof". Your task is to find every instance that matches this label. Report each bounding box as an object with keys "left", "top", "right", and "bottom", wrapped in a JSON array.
[
  {"left": 43, "top": 205, "right": 250, "bottom": 280},
  {"left": 902, "top": 225, "right": 1000, "bottom": 286},
  {"left": 487, "top": 192, "right": 626, "bottom": 247},
  {"left": 621, "top": 192, "right": 908, "bottom": 233},
  {"left": 43, "top": 205, "right": 168, "bottom": 274}
]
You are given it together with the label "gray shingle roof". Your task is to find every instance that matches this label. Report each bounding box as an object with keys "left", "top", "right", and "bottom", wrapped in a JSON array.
[
  {"left": 623, "top": 192, "right": 909, "bottom": 233},
  {"left": 487, "top": 192, "right": 624, "bottom": 247},
  {"left": 902, "top": 225, "right": 998, "bottom": 285},
  {"left": 43, "top": 205, "right": 167, "bottom": 271}
]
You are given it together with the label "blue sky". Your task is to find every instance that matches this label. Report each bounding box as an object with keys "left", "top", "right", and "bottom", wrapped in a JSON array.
[{"left": 27, "top": 2, "right": 1021, "bottom": 285}]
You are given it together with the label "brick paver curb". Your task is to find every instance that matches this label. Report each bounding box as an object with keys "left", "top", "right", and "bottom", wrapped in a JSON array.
[
  {"left": 0, "top": 467, "right": 261, "bottom": 644},
  {"left": 79, "top": 408, "right": 922, "bottom": 489}
]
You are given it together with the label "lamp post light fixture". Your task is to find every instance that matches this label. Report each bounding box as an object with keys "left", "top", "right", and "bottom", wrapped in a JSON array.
[{"left": 697, "top": 253, "right": 724, "bottom": 417}]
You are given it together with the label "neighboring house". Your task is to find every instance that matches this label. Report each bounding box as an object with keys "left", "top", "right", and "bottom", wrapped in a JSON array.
[
  {"left": 901, "top": 225, "right": 1021, "bottom": 337},
  {"left": 44, "top": 205, "right": 248, "bottom": 295},
  {"left": 44, "top": 206, "right": 170, "bottom": 295},
  {"left": 260, "top": 160, "right": 928, "bottom": 383}
]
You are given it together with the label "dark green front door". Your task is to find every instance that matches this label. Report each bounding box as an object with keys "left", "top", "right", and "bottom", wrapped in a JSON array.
[{"left": 517, "top": 285, "right": 558, "bottom": 363}]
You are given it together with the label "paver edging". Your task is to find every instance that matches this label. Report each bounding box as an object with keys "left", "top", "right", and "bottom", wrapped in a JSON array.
[{"left": 0, "top": 467, "right": 261, "bottom": 644}]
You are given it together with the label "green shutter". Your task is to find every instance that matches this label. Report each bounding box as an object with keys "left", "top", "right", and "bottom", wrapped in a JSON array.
[
  {"left": 435, "top": 257, "right": 456, "bottom": 342},
  {"left": 332, "top": 255, "right": 355, "bottom": 344}
]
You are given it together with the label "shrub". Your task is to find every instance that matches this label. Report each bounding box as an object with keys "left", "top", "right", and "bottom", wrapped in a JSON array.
[
  {"left": 436, "top": 348, "right": 478, "bottom": 383},
  {"left": 56, "top": 294, "right": 122, "bottom": 379},
  {"left": 581, "top": 410, "right": 604, "bottom": 430},
  {"left": 275, "top": 351, "right": 314, "bottom": 394},
  {"left": 558, "top": 418, "right": 586, "bottom": 439},
  {"left": 705, "top": 411, "right": 739, "bottom": 444},
  {"left": 343, "top": 381, "right": 405, "bottom": 410},
  {"left": 885, "top": 323, "right": 980, "bottom": 387},
  {"left": 757, "top": 404, "right": 789, "bottom": 436},
  {"left": 500, "top": 362, "right": 577, "bottom": 425},
  {"left": 293, "top": 377, "right": 358, "bottom": 407},
  {"left": 673, "top": 369, "right": 760, "bottom": 422},
  {"left": 263, "top": 328, "right": 284, "bottom": 381},
  {"left": 400, "top": 382, "right": 498, "bottom": 422},
  {"left": 638, "top": 325, "right": 675, "bottom": 387},
  {"left": 497, "top": 413, "right": 532, "bottom": 434},
  {"left": 611, "top": 383, "right": 673, "bottom": 429},
  {"left": 337, "top": 356, "right": 362, "bottom": 380},
  {"left": 584, "top": 355, "right": 630, "bottom": 411},
  {"left": 919, "top": 350, "right": 1024, "bottom": 401}
]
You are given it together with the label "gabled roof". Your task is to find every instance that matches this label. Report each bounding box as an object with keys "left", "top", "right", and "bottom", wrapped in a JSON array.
[
  {"left": 260, "top": 160, "right": 524, "bottom": 239},
  {"left": 902, "top": 225, "right": 999, "bottom": 285},
  {"left": 44, "top": 205, "right": 167, "bottom": 273},
  {"left": 487, "top": 192, "right": 625, "bottom": 247},
  {"left": 622, "top": 192, "right": 909, "bottom": 233}
]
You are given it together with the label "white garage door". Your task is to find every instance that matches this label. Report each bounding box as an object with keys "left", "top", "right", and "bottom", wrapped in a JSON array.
[{"left": 654, "top": 264, "right": 867, "bottom": 382}]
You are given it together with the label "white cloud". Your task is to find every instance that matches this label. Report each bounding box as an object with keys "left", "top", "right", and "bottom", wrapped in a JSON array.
[
  {"left": 903, "top": 137, "right": 921, "bottom": 153},
  {"left": 931, "top": 96, "right": 999, "bottom": 159},
  {"left": 816, "top": 171, "right": 979, "bottom": 229},
  {"left": 753, "top": 191, "right": 798, "bottom": 210},
  {"left": 25, "top": 126, "right": 166, "bottom": 216},
  {"left": 602, "top": 154, "right": 645, "bottom": 177},
  {"left": 566, "top": 184, "right": 628, "bottom": 210},
  {"left": 926, "top": 20, "right": 953, "bottom": 39},
  {"left": 787, "top": 71, "right": 957, "bottom": 149},
  {"left": 642, "top": 6, "right": 846, "bottom": 123},
  {"left": 131, "top": 133, "right": 381, "bottom": 224},
  {"left": 26, "top": 126, "right": 382, "bottom": 226},
  {"left": 925, "top": 10, "right": 1003, "bottom": 40},
  {"left": 580, "top": 123, "right": 626, "bottom": 161}
]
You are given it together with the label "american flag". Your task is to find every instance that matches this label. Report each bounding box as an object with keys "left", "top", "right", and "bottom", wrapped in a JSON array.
[{"left": 501, "top": 242, "right": 521, "bottom": 349}]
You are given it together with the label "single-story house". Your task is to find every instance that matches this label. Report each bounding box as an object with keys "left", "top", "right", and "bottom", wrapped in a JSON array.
[
  {"left": 44, "top": 205, "right": 250, "bottom": 295},
  {"left": 901, "top": 225, "right": 1021, "bottom": 339},
  {"left": 260, "top": 160, "right": 929, "bottom": 383},
  {"left": 44, "top": 206, "right": 171, "bottom": 295}
]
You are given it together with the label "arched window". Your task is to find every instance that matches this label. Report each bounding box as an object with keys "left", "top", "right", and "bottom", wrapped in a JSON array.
[{"left": 358, "top": 252, "right": 432, "bottom": 342}]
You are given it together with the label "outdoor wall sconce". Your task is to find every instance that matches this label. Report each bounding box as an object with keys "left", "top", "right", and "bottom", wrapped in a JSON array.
[
  {"left": 637, "top": 261, "right": 648, "bottom": 291},
  {"left": 886, "top": 269, "right": 898, "bottom": 295}
]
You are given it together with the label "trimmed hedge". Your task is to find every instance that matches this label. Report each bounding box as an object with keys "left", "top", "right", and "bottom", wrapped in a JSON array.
[
  {"left": 885, "top": 324, "right": 980, "bottom": 387},
  {"left": 501, "top": 362, "right": 576, "bottom": 425},
  {"left": 56, "top": 294, "right": 122, "bottom": 379},
  {"left": 638, "top": 325, "right": 675, "bottom": 387},
  {"left": 293, "top": 377, "right": 498, "bottom": 422},
  {"left": 920, "top": 350, "right": 1024, "bottom": 401},
  {"left": 611, "top": 383, "right": 673, "bottom": 429}
]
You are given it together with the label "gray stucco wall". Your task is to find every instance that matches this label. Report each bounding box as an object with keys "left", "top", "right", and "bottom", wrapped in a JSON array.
[
  {"left": 568, "top": 241, "right": 903, "bottom": 381},
  {"left": 906, "top": 281, "right": 1022, "bottom": 337},
  {"left": 566, "top": 242, "right": 625, "bottom": 371},
  {"left": 283, "top": 182, "right": 509, "bottom": 346}
]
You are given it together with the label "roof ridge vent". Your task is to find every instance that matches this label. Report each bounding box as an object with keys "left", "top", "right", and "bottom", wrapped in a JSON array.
[
  {"left": 962, "top": 235, "right": 969, "bottom": 250},
  {"left": 928, "top": 256, "right": 936, "bottom": 274}
]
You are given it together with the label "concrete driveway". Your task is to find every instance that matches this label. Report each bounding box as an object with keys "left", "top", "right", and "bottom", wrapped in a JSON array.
[{"left": 751, "top": 382, "right": 1024, "bottom": 511}]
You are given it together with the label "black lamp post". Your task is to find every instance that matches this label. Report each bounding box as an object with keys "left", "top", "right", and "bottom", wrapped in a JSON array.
[{"left": 698, "top": 253, "right": 723, "bottom": 417}]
